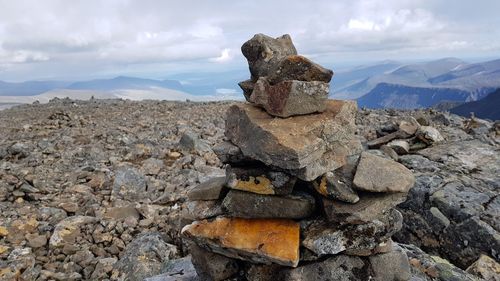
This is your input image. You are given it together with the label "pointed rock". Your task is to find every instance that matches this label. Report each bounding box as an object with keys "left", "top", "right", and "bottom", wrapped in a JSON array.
[
  {"left": 266, "top": 55, "right": 333, "bottom": 85},
  {"left": 213, "top": 141, "right": 255, "bottom": 164},
  {"left": 249, "top": 78, "right": 329, "bottom": 117},
  {"left": 238, "top": 79, "right": 255, "bottom": 101},
  {"left": 190, "top": 244, "right": 239, "bottom": 281},
  {"left": 222, "top": 190, "right": 315, "bottom": 219},
  {"left": 181, "top": 217, "right": 300, "bottom": 267},
  {"left": 187, "top": 177, "right": 226, "bottom": 201},
  {"left": 225, "top": 165, "right": 296, "bottom": 195},
  {"left": 225, "top": 100, "right": 359, "bottom": 180},
  {"left": 241, "top": 34, "right": 297, "bottom": 80},
  {"left": 312, "top": 170, "right": 359, "bottom": 204},
  {"left": 353, "top": 152, "right": 415, "bottom": 193}
]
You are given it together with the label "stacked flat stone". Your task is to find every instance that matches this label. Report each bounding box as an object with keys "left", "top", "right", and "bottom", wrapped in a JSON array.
[{"left": 181, "top": 34, "right": 416, "bottom": 281}]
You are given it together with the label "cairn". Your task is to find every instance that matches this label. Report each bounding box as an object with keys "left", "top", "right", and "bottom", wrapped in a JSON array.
[{"left": 181, "top": 34, "right": 416, "bottom": 281}]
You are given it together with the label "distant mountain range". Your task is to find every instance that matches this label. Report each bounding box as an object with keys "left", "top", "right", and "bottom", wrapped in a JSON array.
[
  {"left": 331, "top": 58, "right": 500, "bottom": 109},
  {"left": 449, "top": 88, "right": 500, "bottom": 120}
]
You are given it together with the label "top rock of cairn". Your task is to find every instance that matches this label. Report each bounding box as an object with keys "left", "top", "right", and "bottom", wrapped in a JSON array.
[{"left": 239, "top": 33, "right": 334, "bottom": 117}]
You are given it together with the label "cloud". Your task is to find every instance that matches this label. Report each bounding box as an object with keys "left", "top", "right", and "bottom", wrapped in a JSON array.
[{"left": 0, "top": 0, "right": 499, "bottom": 80}]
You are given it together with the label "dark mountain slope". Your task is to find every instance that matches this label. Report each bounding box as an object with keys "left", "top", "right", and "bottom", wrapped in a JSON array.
[{"left": 450, "top": 88, "right": 500, "bottom": 120}]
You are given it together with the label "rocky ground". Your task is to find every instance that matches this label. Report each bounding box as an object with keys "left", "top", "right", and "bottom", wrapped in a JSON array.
[{"left": 0, "top": 98, "right": 498, "bottom": 280}]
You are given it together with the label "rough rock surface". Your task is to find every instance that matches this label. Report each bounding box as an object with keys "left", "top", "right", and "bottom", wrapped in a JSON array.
[
  {"left": 225, "top": 100, "right": 360, "bottom": 181},
  {"left": 266, "top": 55, "right": 333, "bottom": 85},
  {"left": 225, "top": 165, "right": 296, "bottom": 195},
  {"left": 181, "top": 217, "right": 300, "bottom": 267}
]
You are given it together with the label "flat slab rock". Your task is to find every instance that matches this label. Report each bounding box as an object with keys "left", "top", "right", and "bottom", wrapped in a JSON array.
[
  {"left": 225, "top": 165, "right": 296, "bottom": 195},
  {"left": 353, "top": 151, "right": 415, "bottom": 193},
  {"left": 225, "top": 100, "right": 359, "bottom": 181},
  {"left": 222, "top": 190, "right": 315, "bottom": 219},
  {"left": 249, "top": 77, "right": 329, "bottom": 118},
  {"left": 181, "top": 217, "right": 300, "bottom": 267}
]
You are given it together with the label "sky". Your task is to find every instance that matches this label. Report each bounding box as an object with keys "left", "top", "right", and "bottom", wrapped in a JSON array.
[{"left": 0, "top": 0, "right": 499, "bottom": 81}]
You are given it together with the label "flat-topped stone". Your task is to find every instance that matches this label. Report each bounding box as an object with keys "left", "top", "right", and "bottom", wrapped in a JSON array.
[
  {"left": 225, "top": 99, "right": 358, "bottom": 180},
  {"left": 181, "top": 217, "right": 300, "bottom": 267},
  {"left": 266, "top": 55, "right": 333, "bottom": 85},
  {"left": 249, "top": 78, "right": 329, "bottom": 117}
]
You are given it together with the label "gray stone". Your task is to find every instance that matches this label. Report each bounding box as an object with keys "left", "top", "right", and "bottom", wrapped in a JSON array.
[
  {"left": 183, "top": 200, "right": 224, "bottom": 221},
  {"left": 112, "top": 233, "right": 178, "bottom": 281},
  {"left": 179, "top": 130, "right": 212, "bottom": 153},
  {"left": 353, "top": 152, "right": 415, "bottom": 193},
  {"left": 49, "top": 216, "right": 97, "bottom": 248},
  {"left": 249, "top": 78, "right": 329, "bottom": 117},
  {"left": 302, "top": 209, "right": 403, "bottom": 256},
  {"left": 212, "top": 141, "right": 255, "bottom": 164},
  {"left": 225, "top": 100, "right": 358, "bottom": 181},
  {"left": 225, "top": 165, "right": 296, "bottom": 195},
  {"left": 241, "top": 33, "right": 297, "bottom": 80},
  {"left": 323, "top": 192, "right": 407, "bottom": 224},
  {"left": 368, "top": 244, "right": 411, "bottom": 281},
  {"left": 222, "top": 190, "right": 315, "bottom": 219},
  {"left": 190, "top": 244, "right": 239, "bottom": 281},
  {"left": 144, "top": 256, "right": 199, "bottom": 281},
  {"left": 416, "top": 126, "right": 444, "bottom": 145},
  {"left": 266, "top": 55, "right": 333, "bottom": 85},
  {"left": 387, "top": 139, "right": 410, "bottom": 155},
  {"left": 380, "top": 145, "right": 399, "bottom": 160},
  {"left": 238, "top": 79, "right": 255, "bottom": 100},
  {"left": 112, "top": 166, "right": 148, "bottom": 201},
  {"left": 429, "top": 207, "right": 450, "bottom": 229},
  {"left": 282, "top": 255, "right": 367, "bottom": 281},
  {"left": 91, "top": 257, "right": 117, "bottom": 280},
  {"left": 187, "top": 177, "right": 226, "bottom": 201}
]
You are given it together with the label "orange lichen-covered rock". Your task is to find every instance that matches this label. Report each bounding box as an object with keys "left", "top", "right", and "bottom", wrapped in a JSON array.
[{"left": 181, "top": 217, "right": 300, "bottom": 267}]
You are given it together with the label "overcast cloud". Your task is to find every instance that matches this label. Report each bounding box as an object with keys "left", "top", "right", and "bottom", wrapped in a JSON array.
[{"left": 0, "top": 0, "right": 499, "bottom": 81}]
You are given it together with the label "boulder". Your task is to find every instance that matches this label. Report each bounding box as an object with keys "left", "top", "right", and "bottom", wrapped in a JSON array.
[
  {"left": 387, "top": 139, "right": 410, "bottom": 155},
  {"left": 249, "top": 78, "right": 329, "bottom": 117},
  {"left": 368, "top": 244, "right": 411, "bottom": 281},
  {"left": 465, "top": 254, "right": 500, "bottom": 281},
  {"left": 181, "top": 217, "right": 300, "bottom": 267},
  {"left": 353, "top": 152, "right": 415, "bottom": 193},
  {"left": 225, "top": 165, "right": 296, "bottom": 195},
  {"left": 241, "top": 33, "right": 297, "bottom": 80},
  {"left": 225, "top": 100, "right": 359, "bottom": 181},
  {"left": 266, "top": 55, "right": 333, "bottom": 85},
  {"left": 222, "top": 190, "right": 315, "bottom": 219},
  {"left": 416, "top": 126, "right": 444, "bottom": 145},
  {"left": 322, "top": 192, "right": 407, "bottom": 224}
]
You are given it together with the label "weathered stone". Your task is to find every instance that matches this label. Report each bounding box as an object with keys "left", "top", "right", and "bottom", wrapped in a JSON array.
[
  {"left": 387, "top": 139, "right": 410, "bottom": 155},
  {"left": 91, "top": 257, "right": 117, "bottom": 280},
  {"left": 368, "top": 244, "right": 411, "bottom": 281},
  {"left": 112, "top": 166, "right": 147, "bottom": 201},
  {"left": 178, "top": 130, "right": 212, "bottom": 153},
  {"left": 26, "top": 233, "right": 47, "bottom": 248},
  {"left": 238, "top": 79, "right": 255, "bottom": 100},
  {"left": 416, "top": 126, "right": 444, "bottom": 145},
  {"left": 190, "top": 244, "right": 239, "bottom": 281},
  {"left": 144, "top": 256, "right": 199, "bottom": 281},
  {"left": 398, "top": 118, "right": 420, "bottom": 136},
  {"left": 181, "top": 217, "right": 300, "bottom": 267},
  {"left": 222, "top": 190, "right": 315, "bottom": 219},
  {"left": 112, "top": 233, "right": 178, "bottom": 281},
  {"left": 225, "top": 100, "right": 358, "bottom": 181},
  {"left": 312, "top": 170, "right": 359, "bottom": 204},
  {"left": 380, "top": 145, "right": 399, "bottom": 160},
  {"left": 323, "top": 192, "right": 407, "bottom": 224},
  {"left": 282, "top": 255, "right": 367, "bottom": 281},
  {"left": 353, "top": 152, "right": 415, "bottom": 193},
  {"left": 345, "top": 239, "right": 394, "bottom": 256},
  {"left": 266, "top": 55, "right": 333, "bottom": 85},
  {"left": 103, "top": 205, "right": 140, "bottom": 220},
  {"left": 302, "top": 209, "right": 403, "bottom": 256},
  {"left": 49, "top": 216, "right": 97, "bottom": 248},
  {"left": 213, "top": 141, "right": 255, "bottom": 164},
  {"left": 246, "top": 264, "right": 284, "bottom": 281},
  {"left": 249, "top": 78, "right": 329, "bottom": 117},
  {"left": 241, "top": 33, "right": 297, "bottom": 80},
  {"left": 466, "top": 254, "right": 500, "bottom": 281},
  {"left": 187, "top": 177, "right": 226, "bottom": 201},
  {"left": 225, "top": 165, "right": 296, "bottom": 195},
  {"left": 183, "top": 200, "right": 224, "bottom": 221}
]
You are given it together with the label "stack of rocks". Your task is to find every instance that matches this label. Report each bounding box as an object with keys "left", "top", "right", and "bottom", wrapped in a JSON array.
[{"left": 181, "top": 34, "right": 416, "bottom": 281}]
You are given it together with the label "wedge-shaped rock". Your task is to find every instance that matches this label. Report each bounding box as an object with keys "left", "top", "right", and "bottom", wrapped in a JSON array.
[
  {"left": 222, "top": 190, "right": 315, "bottom": 219},
  {"left": 225, "top": 100, "right": 358, "bottom": 180},
  {"left": 181, "top": 217, "right": 300, "bottom": 267},
  {"left": 187, "top": 177, "right": 226, "bottom": 201},
  {"left": 238, "top": 79, "right": 255, "bottom": 100},
  {"left": 241, "top": 33, "right": 297, "bottom": 80},
  {"left": 182, "top": 200, "right": 224, "bottom": 221},
  {"left": 322, "top": 192, "right": 407, "bottom": 224},
  {"left": 353, "top": 152, "right": 415, "bottom": 193},
  {"left": 302, "top": 209, "right": 403, "bottom": 256},
  {"left": 249, "top": 78, "right": 329, "bottom": 117},
  {"left": 213, "top": 141, "right": 255, "bottom": 164},
  {"left": 266, "top": 55, "right": 333, "bottom": 85},
  {"left": 225, "top": 165, "right": 296, "bottom": 195},
  {"left": 313, "top": 169, "right": 359, "bottom": 204}
]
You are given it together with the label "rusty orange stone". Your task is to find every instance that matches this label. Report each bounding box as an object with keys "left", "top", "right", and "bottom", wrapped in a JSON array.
[{"left": 181, "top": 217, "right": 300, "bottom": 267}]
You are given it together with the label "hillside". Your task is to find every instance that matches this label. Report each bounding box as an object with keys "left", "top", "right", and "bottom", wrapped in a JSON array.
[{"left": 450, "top": 88, "right": 500, "bottom": 120}]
